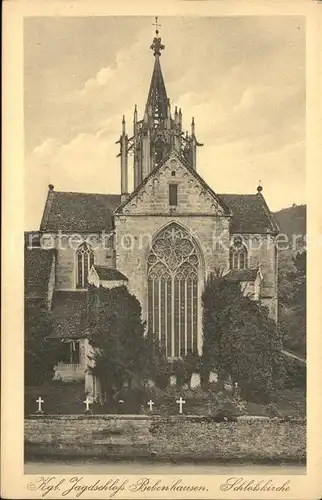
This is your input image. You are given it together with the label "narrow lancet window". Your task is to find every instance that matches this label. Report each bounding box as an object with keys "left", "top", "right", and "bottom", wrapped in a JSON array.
[{"left": 76, "top": 243, "right": 94, "bottom": 288}]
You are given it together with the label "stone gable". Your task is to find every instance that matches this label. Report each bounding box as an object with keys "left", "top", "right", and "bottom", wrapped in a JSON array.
[{"left": 116, "top": 151, "right": 229, "bottom": 217}]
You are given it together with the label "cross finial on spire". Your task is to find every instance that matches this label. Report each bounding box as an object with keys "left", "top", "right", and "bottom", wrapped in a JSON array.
[
  {"left": 153, "top": 16, "right": 161, "bottom": 34},
  {"left": 150, "top": 16, "right": 165, "bottom": 56}
]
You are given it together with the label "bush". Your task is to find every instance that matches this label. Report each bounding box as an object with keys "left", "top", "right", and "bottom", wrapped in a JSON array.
[
  {"left": 25, "top": 380, "right": 85, "bottom": 415},
  {"left": 141, "top": 332, "right": 170, "bottom": 390},
  {"left": 274, "top": 354, "right": 306, "bottom": 389},
  {"left": 25, "top": 302, "right": 62, "bottom": 386},
  {"left": 201, "top": 275, "right": 280, "bottom": 402}
]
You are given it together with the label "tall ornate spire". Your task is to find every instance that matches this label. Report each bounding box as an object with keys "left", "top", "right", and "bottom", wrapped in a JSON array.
[
  {"left": 118, "top": 17, "right": 203, "bottom": 191},
  {"left": 146, "top": 17, "right": 168, "bottom": 122}
]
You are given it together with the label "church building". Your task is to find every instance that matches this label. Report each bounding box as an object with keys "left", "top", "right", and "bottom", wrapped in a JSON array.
[{"left": 25, "top": 23, "right": 279, "bottom": 396}]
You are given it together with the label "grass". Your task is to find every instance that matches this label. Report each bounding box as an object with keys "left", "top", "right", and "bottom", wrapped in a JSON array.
[{"left": 25, "top": 380, "right": 306, "bottom": 418}]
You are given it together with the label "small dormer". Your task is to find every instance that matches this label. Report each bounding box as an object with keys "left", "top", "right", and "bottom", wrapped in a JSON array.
[
  {"left": 224, "top": 267, "right": 263, "bottom": 301},
  {"left": 88, "top": 265, "right": 128, "bottom": 289}
]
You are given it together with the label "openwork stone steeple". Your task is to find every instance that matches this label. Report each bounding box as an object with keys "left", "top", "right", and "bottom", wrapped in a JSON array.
[
  {"left": 117, "top": 17, "right": 203, "bottom": 193},
  {"left": 146, "top": 17, "right": 168, "bottom": 123}
]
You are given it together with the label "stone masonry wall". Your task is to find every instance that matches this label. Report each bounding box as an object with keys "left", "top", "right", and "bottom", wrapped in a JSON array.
[
  {"left": 25, "top": 415, "right": 305, "bottom": 462},
  {"left": 49, "top": 233, "right": 114, "bottom": 290},
  {"left": 245, "top": 233, "right": 278, "bottom": 321},
  {"left": 25, "top": 415, "right": 152, "bottom": 458}
]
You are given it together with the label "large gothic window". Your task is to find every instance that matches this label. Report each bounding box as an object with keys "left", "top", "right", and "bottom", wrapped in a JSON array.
[
  {"left": 229, "top": 237, "right": 248, "bottom": 270},
  {"left": 76, "top": 243, "right": 94, "bottom": 288},
  {"left": 147, "top": 224, "right": 199, "bottom": 358}
]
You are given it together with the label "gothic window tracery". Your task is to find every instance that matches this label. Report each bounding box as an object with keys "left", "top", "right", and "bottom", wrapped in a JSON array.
[
  {"left": 229, "top": 237, "right": 248, "bottom": 270},
  {"left": 76, "top": 242, "right": 94, "bottom": 288},
  {"left": 147, "top": 224, "right": 199, "bottom": 357}
]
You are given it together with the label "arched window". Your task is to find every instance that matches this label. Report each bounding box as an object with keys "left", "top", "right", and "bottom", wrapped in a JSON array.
[
  {"left": 230, "top": 237, "right": 248, "bottom": 270},
  {"left": 147, "top": 224, "right": 199, "bottom": 358},
  {"left": 76, "top": 243, "right": 94, "bottom": 288}
]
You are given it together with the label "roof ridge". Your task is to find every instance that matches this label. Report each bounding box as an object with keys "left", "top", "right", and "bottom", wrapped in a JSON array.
[
  {"left": 54, "top": 190, "right": 120, "bottom": 197},
  {"left": 226, "top": 267, "right": 259, "bottom": 272},
  {"left": 40, "top": 189, "right": 55, "bottom": 231},
  {"left": 256, "top": 192, "right": 280, "bottom": 233},
  {"left": 218, "top": 193, "right": 259, "bottom": 197}
]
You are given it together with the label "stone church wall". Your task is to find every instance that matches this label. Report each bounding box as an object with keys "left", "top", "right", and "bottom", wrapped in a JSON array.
[
  {"left": 244, "top": 233, "right": 278, "bottom": 321},
  {"left": 48, "top": 233, "right": 114, "bottom": 290},
  {"left": 120, "top": 154, "right": 228, "bottom": 218},
  {"left": 114, "top": 215, "right": 230, "bottom": 324}
]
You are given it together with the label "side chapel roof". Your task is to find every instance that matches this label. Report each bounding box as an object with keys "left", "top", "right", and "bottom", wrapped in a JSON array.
[
  {"left": 93, "top": 265, "right": 128, "bottom": 282},
  {"left": 224, "top": 268, "right": 260, "bottom": 282},
  {"left": 40, "top": 190, "right": 121, "bottom": 233},
  {"left": 218, "top": 193, "right": 279, "bottom": 234},
  {"left": 49, "top": 291, "right": 88, "bottom": 339},
  {"left": 24, "top": 247, "right": 55, "bottom": 300}
]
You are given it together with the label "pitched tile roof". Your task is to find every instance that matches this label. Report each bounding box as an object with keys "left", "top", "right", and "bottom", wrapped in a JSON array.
[
  {"left": 218, "top": 193, "right": 279, "bottom": 234},
  {"left": 25, "top": 248, "right": 55, "bottom": 299},
  {"left": 49, "top": 291, "right": 88, "bottom": 339},
  {"left": 39, "top": 173, "right": 278, "bottom": 234},
  {"left": 93, "top": 265, "right": 128, "bottom": 282},
  {"left": 224, "top": 268, "right": 259, "bottom": 282},
  {"left": 40, "top": 191, "right": 121, "bottom": 232}
]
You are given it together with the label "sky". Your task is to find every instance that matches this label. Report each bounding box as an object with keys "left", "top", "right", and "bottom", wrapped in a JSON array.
[{"left": 24, "top": 16, "right": 305, "bottom": 230}]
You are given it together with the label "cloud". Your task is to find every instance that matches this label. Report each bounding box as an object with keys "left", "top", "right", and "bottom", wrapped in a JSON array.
[
  {"left": 24, "top": 16, "right": 305, "bottom": 228},
  {"left": 74, "top": 66, "right": 116, "bottom": 98},
  {"left": 199, "top": 139, "right": 305, "bottom": 211},
  {"left": 25, "top": 131, "right": 124, "bottom": 229}
]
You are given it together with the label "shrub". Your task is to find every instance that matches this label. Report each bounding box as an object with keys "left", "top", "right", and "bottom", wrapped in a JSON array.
[
  {"left": 274, "top": 354, "right": 306, "bottom": 389},
  {"left": 25, "top": 302, "right": 62, "bottom": 386},
  {"left": 201, "top": 275, "right": 280, "bottom": 402}
]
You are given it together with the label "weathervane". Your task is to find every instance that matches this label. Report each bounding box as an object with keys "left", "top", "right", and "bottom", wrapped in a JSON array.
[{"left": 150, "top": 16, "right": 165, "bottom": 56}]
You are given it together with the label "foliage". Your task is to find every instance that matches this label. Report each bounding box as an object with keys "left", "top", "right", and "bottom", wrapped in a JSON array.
[
  {"left": 140, "top": 331, "right": 170, "bottom": 389},
  {"left": 88, "top": 286, "right": 169, "bottom": 400},
  {"left": 273, "top": 352, "right": 306, "bottom": 390},
  {"left": 88, "top": 285, "right": 145, "bottom": 398},
  {"left": 25, "top": 300, "right": 62, "bottom": 386},
  {"left": 25, "top": 380, "right": 84, "bottom": 415},
  {"left": 172, "top": 358, "right": 186, "bottom": 388},
  {"left": 172, "top": 351, "right": 201, "bottom": 388},
  {"left": 201, "top": 275, "right": 280, "bottom": 402},
  {"left": 278, "top": 250, "right": 306, "bottom": 358}
]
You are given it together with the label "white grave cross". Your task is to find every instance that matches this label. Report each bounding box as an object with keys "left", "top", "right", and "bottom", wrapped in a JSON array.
[
  {"left": 147, "top": 400, "right": 154, "bottom": 412},
  {"left": 84, "top": 397, "right": 92, "bottom": 412},
  {"left": 36, "top": 397, "right": 44, "bottom": 412},
  {"left": 176, "top": 396, "right": 186, "bottom": 414}
]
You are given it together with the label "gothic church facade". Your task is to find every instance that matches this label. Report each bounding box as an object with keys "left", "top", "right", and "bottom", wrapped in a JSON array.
[{"left": 25, "top": 26, "right": 279, "bottom": 393}]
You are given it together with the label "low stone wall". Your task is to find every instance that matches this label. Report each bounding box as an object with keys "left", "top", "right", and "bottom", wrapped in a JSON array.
[
  {"left": 25, "top": 415, "right": 306, "bottom": 463},
  {"left": 25, "top": 415, "right": 152, "bottom": 458}
]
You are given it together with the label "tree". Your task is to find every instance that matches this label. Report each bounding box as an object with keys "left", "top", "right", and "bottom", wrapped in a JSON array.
[
  {"left": 25, "top": 301, "right": 62, "bottom": 385},
  {"left": 279, "top": 250, "right": 306, "bottom": 358},
  {"left": 140, "top": 331, "right": 169, "bottom": 389},
  {"left": 88, "top": 286, "right": 168, "bottom": 400},
  {"left": 88, "top": 286, "right": 145, "bottom": 398},
  {"left": 201, "top": 275, "right": 280, "bottom": 402}
]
